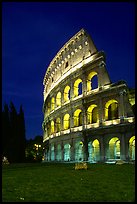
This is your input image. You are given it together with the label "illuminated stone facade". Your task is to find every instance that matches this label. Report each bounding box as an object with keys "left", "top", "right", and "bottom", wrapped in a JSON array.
[{"left": 42, "top": 29, "right": 135, "bottom": 163}]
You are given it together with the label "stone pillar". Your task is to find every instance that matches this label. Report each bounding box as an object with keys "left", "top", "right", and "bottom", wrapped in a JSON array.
[
  {"left": 60, "top": 115, "right": 64, "bottom": 132},
  {"left": 70, "top": 79, "right": 74, "bottom": 100},
  {"left": 119, "top": 90, "right": 127, "bottom": 122},
  {"left": 54, "top": 143, "right": 57, "bottom": 161},
  {"left": 99, "top": 136, "right": 106, "bottom": 162},
  {"left": 61, "top": 141, "right": 64, "bottom": 161},
  {"left": 82, "top": 132, "right": 88, "bottom": 161},
  {"left": 82, "top": 103, "right": 87, "bottom": 130},
  {"left": 70, "top": 139, "right": 75, "bottom": 161},
  {"left": 120, "top": 134, "right": 126, "bottom": 160},
  {"left": 70, "top": 109, "right": 73, "bottom": 129},
  {"left": 49, "top": 143, "right": 51, "bottom": 161},
  {"left": 125, "top": 139, "right": 130, "bottom": 162},
  {"left": 81, "top": 73, "right": 87, "bottom": 97},
  {"left": 99, "top": 98, "right": 103, "bottom": 126}
]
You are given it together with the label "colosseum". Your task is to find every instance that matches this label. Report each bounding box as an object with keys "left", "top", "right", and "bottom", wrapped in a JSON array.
[{"left": 42, "top": 28, "right": 135, "bottom": 163}]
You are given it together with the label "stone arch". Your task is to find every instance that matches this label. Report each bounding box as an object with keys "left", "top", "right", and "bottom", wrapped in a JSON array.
[
  {"left": 74, "top": 78, "right": 82, "bottom": 97},
  {"left": 56, "top": 92, "right": 61, "bottom": 107},
  {"left": 64, "top": 85, "right": 70, "bottom": 102},
  {"left": 88, "top": 139, "right": 100, "bottom": 162},
  {"left": 108, "top": 137, "right": 120, "bottom": 160},
  {"left": 129, "top": 136, "right": 135, "bottom": 160},
  {"left": 75, "top": 141, "right": 84, "bottom": 161},
  {"left": 105, "top": 99, "right": 118, "bottom": 120},
  {"left": 51, "top": 120, "right": 54, "bottom": 134},
  {"left": 51, "top": 97, "right": 55, "bottom": 111},
  {"left": 87, "top": 104, "right": 99, "bottom": 124},
  {"left": 63, "top": 113, "right": 70, "bottom": 130},
  {"left": 74, "top": 109, "right": 82, "bottom": 127},
  {"left": 64, "top": 143, "right": 71, "bottom": 161},
  {"left": 87, "top": 71, "right": 98, "bottom": 92}
]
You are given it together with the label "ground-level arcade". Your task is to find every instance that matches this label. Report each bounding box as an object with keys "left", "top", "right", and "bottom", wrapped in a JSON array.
[{"left": 43, "top": 123, "right": 135, "bottom": 163}]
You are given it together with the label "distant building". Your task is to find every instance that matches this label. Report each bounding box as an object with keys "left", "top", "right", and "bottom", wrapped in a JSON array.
[{"left": 42, "top": 29, "right": 135, "bottom": 163}]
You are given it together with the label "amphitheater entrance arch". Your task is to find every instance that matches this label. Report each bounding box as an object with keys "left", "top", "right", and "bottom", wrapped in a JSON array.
[
  {"left": 87, "top": 104, "right": 98, "bottom": 124},
  {"left": 63, "top": 113, "right": 70, "bottom": 130},
  {"left": 88, "top": 139, "right": 100, "bottom": 162},
  {"left": 74, "top": 78, "right": 82, "bottom": 97},
  {"left": 87, "top": 71, "right": 98, "bottom": 92},
  {"left": 64, "top": 86, "right": 70, "bottom": 102},
  {"left": 64, "top": 143, "right": 71, "bottom": 161},
  {"left": 105, "top": 99, "right": 118, "bottom": 120},
  {"left": 129, "top": 136, "right": 135, "bottom": 161},
  {"left": 108, "top": 137, "right": 120, "bottom": 160},
  {"left": 75, "top": 141, "right": 84, "bottom": 161}
]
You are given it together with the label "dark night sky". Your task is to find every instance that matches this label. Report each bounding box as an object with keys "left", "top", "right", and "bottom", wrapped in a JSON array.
[{"left": 2, "top": 2, "right": 135, "bottom": 140}]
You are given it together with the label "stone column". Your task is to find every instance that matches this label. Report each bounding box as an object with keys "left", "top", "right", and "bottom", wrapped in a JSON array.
[
  {"left": 99, "top": 98, "right": 103, "bottom": 126},
  {"left": 81, "top": 73, "right": 87, "bottom": 97},
  {"left": 82, "top": 103, "right": 87, "bottom": 130},
  {"left": 61, "top": 141, "right": 64, "bottom": 161},
  {"left": 70, "top": 109, "right": 73, "bottom": 129},
  {"left": 120, "top": 134, "right": 126, "bottom": 160},
  {"left": 70, "top": 139, "right": 75, "bottom": 161},
  {"left": 54, "top": 143, "right": 57, "bottom": 161},
  {"left": 99, "top": 136, "right": 106, "bottom": 162},
  {"left": 82, "top": 132, "right": 88, "bottom": 161},
  {"left": 119, "top": 89, "right": 127, "bottom": 122}
]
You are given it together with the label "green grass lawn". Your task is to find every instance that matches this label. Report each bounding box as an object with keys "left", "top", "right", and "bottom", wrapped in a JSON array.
[{"left": 2, "top": 162, "right": 135, "bottom": 202}]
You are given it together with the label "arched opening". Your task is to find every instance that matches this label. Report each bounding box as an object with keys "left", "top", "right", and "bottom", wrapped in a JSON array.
[
  {"left": 88, "top": 139, "right": 100, "bottom": 162},
  {"left": 56, "top": 144, "right": 62, "bottom": 161},
  {"left": 105, "top": 99, "right": 118, "bottom": 120},
  {"left": 64, "top": 143, "right": 71, "bottom": 161},
  {"left": 129, "top": 136, "right": 135, "bottom": 161},
  {"left": 56, "top": 118, "right": 61, "bottom": 132},
  {"left": 108, "top": 137, "right": 120, "bottom": 160},
  {"left": 63, "top": 113, "right": 70, "bottom": 130},
  {"left": 87, "top": 104, "right": 99, "bottom": 124},
  {"left": 56, "top": 92, "right": 61, "bottom": 107},
  {"left": 64, "top": 86, "right": 70, "bottom": 102},
  {"left": 92, "top": 139, "right": 100, "bottom": 161},
  {"left": 75, "top": 141, "right": 83, "bottom": 161},
  {"left": 51, "top": 120, "right": 54, "bottom": 134},
  {"left": 91, "top": 75, "right": 98, "bottom": 89},
  {"left": 78, "top": 82, "right": 82, "bottom": 95},
  {"left": 74, "top": 78, "right": 82, "bottom": 97},
  {"left": 87, "top": 72, "right": 98, "bottom": 92},
  {"left": 74, "top": 109, "right": 82, "bottom": 127}
]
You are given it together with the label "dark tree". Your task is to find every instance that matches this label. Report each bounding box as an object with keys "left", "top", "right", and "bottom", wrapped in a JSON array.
[
  {"left": 2, "top": 102, "right": 27, "bottom": 163},
  {"left": 2, "top": 103, "right": 11, "bottom": 159},
  {"left": 18, "top": 105, "right": 26, "bottom": 162},
  {"left": 9, "top": 102, "right": 19, "bottom": 162}
]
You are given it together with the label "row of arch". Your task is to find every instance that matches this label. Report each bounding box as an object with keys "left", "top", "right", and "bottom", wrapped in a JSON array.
[
  {"left": 45, "top": 71, "right": 98, "bottom": 114},
  {"left": 43, "top": 99, "right": 119, "bottom": 134},
  {"left": 45, "top": 136, "right": 135, "bottom": 162},
  {"left": 44, "top": 29, "right": 90, "bottom": 85}
]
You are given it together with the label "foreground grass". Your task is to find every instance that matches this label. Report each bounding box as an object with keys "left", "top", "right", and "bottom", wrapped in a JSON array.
[{"left": 2, "top": 162, "right": 135, "bottom": 202}]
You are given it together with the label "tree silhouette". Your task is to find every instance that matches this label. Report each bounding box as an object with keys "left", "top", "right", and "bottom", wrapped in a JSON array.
[{"left": 2, "top": 102, "right": 26, "bottom": 163}]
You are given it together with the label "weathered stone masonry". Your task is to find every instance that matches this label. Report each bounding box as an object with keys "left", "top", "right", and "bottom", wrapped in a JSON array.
[{"left": 42, "top": 29, "right": 135, "bottom": 162}]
